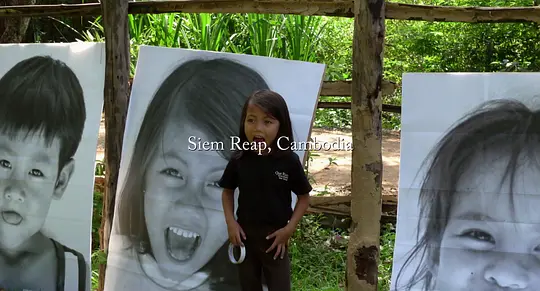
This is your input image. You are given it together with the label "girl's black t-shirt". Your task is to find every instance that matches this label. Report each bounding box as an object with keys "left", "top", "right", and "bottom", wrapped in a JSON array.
[{"left": 218, "top": 150, "right": 312, "bottom": 229}]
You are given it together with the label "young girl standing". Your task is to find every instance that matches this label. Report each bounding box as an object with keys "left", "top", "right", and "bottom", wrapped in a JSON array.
[{"left": 219, "top": 89, "right": 312, "bottom": 291}]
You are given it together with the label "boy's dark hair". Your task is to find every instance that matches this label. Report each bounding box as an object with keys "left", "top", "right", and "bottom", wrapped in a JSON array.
[
  {"left": 0, "top": 55, "right": 86, "bottom": 170},
  {"left": 394, "top": 98, "right": 540, "bottom": 291},
  {"left": 235, "top": 89, "right": 294, "bottom": 158}
]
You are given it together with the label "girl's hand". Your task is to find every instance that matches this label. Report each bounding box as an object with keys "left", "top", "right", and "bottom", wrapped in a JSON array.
[
  {"left": 265, "top": 225, "right": 295, "bottom": 259},
  {"left": 227, "top": 220, "right": 246, "bottom": 246}
]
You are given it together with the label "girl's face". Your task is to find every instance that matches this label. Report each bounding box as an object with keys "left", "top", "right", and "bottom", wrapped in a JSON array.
[
  {"left": 434, "top": 150, "right": 540, "bottom": 291},
  {"left": 143, "top": 118, "right": 229, "bottom": 281},
  {"left": 244, "top": 104, "right": 280, "bottom": 150}
]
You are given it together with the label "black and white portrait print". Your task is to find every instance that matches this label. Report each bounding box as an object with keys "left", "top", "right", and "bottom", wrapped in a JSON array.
[
  {"left": 102, "top": 46, "right": 325, "bottom": 291},
  {"left": 391, "top": 73, "right": 540, "bottom": 291},
  {"left": 0, "top": 43, "right": 105, "bottom": 291}
]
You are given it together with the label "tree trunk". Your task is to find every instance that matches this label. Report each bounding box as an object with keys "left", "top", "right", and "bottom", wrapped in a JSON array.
[
  {"left": 0, "top": 0, "right": 36, "bottom": 43},
  {"left": 97, "top": 0, "right": 130, "bottom": 290},
  {"left": 346, "top": 0, "right": 385, "bottom": 290}
]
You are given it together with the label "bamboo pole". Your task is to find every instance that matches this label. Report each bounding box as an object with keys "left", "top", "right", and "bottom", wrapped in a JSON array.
[
  {"left": 126, "top": 77, "right": 399, "bottom": 97},
  {"left": 320, "top": 79, "right": 398, "bottom": 97},
  {"left": 387, "top": 2, "right": 540, "bottom": 22},
  {"left": 98, "top": 0, "right": 129, "bottom": 290},
  {"left": 347, "top": 0, "right": 384, "bottom": 289},
  {"left": 1, "top": 1, "right": 540, "bottom": 23}
]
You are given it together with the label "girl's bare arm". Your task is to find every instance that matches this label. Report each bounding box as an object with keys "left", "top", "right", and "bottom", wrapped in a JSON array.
[
  {"left": 222, "top": 188, "right": 236, "bottom": 224},
  {"left": 286, "top": 194, "right": 310, "bottom": 231}
]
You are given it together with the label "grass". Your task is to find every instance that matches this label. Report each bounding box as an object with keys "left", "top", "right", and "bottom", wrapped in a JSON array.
[{"left": 89, "top": 186, "right": 396, "bottom": 291}]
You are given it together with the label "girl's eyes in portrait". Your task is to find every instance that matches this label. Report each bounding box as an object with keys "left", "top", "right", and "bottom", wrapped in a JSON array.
[
  {"left": 159, "top": 167, "right": 186, "bottom": 187},
  {"left": 0, "top": 159, "right": 11, "bottom": 169},
  {"left": 457, "top": 228, "right": 496, "bottom": 250},
  {"left": 160, "top": 167, "right": 183, "bottom": 179},
  {"left": 206, "top": 181, "right": 220, "bottom": 188},
  {"left": 204, "top": 170, "right": 225, "bottom": 198},
  {"left": 460, "top": 229, "right": 495, "bottom": 243},
  {"left": 206, "top": 171, "right": 224, "bottom": 189}
]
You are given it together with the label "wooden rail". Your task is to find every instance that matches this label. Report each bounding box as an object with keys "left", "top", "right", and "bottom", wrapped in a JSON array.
[
  {"left": 320, "top": 80, "right": 398, "bottom": 97},
  {"left": 129, "top": 77, "right": 405, "bottom": 113},
  {"left": 127, "top": 78, "right": 399, "bottom": 97},
  {"left": 318, "top": 101, "right": 401, "bottom": 113},
  {"left": 94, "top": 176, "right": 397, "bottom": 224},
  {"left": 2, "top": 1, "right": 540, "bottom": 23}
]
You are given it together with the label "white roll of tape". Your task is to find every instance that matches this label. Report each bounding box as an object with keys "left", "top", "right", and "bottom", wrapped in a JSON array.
[{"left": 228, "top": 243, "right": 246, "bottom": 264}]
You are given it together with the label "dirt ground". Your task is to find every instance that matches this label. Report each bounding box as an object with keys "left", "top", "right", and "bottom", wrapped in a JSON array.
[
  {"left": 305, "top": 128, "right": 400, "bottom": 201},
  {"left": 95, "top": 121, "right": 400, "bottom": 200}
]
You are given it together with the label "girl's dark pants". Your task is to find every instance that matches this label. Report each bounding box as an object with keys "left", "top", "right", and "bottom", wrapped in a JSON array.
[{"left": 237, "top": 223, "right": 291, "bottom": 291}]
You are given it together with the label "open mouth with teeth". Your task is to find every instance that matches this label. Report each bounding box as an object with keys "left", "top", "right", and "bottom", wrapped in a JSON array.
[
  {"left": 253, "top": 135, "right": 265, "bottom": 143},
  {"left": 165, "top": 227, "right": 202, "bottom": 262},
  {"left": 1, "top": 211, "right": 23, "bottom": 226}
]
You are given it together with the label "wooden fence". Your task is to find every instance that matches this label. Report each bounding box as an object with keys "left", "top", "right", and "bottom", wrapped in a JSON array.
[{"left": 1, "top": 1, "right": 537, "bottom": 290}]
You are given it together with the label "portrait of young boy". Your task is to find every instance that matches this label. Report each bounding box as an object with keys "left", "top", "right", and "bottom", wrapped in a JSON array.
[{"left": 0, "top": 55, "right": 89, "bottom": 291}]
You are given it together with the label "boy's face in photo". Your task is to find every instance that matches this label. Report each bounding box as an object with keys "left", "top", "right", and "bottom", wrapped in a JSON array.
[
  {"left": 433, "top": 150, "right": 540, "bottom": 291},
  {"left": 0, "top": 130, "right": 74, "bottom": 252}
]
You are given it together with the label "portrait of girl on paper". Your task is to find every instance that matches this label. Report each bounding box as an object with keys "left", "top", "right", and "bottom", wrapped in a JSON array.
[
  {"left": 394, "top": 98, "right": 540, "bottom": 291},
  {"left": 104, "top": 57, "right": 271, "bottom": 291}
]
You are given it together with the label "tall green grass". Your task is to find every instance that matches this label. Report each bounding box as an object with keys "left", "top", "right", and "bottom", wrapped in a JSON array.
[
  {"left": 77, "top": 13, "right": 359, "bottom": 130},
  {"left": 77, "top": 13, "right": 328, "bottom": 75}
]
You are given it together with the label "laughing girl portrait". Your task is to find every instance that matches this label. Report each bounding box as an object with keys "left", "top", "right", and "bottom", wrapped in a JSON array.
[{"left": 103, "top": 57, "right": 270, "bottom": 291}]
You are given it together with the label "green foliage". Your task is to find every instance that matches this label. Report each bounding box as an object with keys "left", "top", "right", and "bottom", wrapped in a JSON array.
[
  {"left": 315, "top": 97, "right": 352, "bottom": 130},
  {"left": 95, "top": 161, "right": 105, "bottom": 176},
  {"left": 290, "top": 215, "right": 348, "bottom": 290},
  {"left": 92, "top": 188, "right": 103, "bottom": 251},
  {"left": 316, "top": 17, "right": 353, "bottom": 82},
  {"left": 91, "top": 188, "right": 104, "bottom": 291},
  {"left": 378, "top": 224, "right": 396, "bottom": 291}
]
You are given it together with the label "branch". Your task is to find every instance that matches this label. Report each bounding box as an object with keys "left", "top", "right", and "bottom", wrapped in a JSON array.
[
  {"left": 0, "top": 0, "right": 354, "bottom": 17},
  {"left": 387, "top": 2, "right": 540, "bottom": 23},
  {"left": 1, "top": 1, "right": 540, "bottom": 23},
  {"left": 320, "top": 79, "right": 398, "bottom": 97}
]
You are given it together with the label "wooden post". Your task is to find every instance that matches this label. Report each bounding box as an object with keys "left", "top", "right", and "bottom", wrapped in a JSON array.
[
  {"left": 98, "top": 0, "right": 129, "bottom": 290},
  {"left": 347, "top": 0, "right": 385, "bottom": 290},
  {"left": 0, "top": 0, "right": 35, "bottom": 43}
]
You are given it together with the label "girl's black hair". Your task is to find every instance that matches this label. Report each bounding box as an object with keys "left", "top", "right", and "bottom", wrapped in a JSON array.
[
  {"left": 114, "top": 57, "right": 269, "bottom": 289},
  {"left": 394, "top": 98, "right": 540, "bottom": 291},
  {"left": 233, "top": 89, "right": 294, "bottom": 159}
]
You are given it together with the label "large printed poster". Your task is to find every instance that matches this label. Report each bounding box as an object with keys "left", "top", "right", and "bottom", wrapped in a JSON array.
[
  {"left": 0, "top": 43, "right": 105, "bottom": 291},
  {"left": 104, "top": 46, "right": 325, "bottom": 290},
  {"left": 391, "top": 73, "right": 540, "bottom": 291}
]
